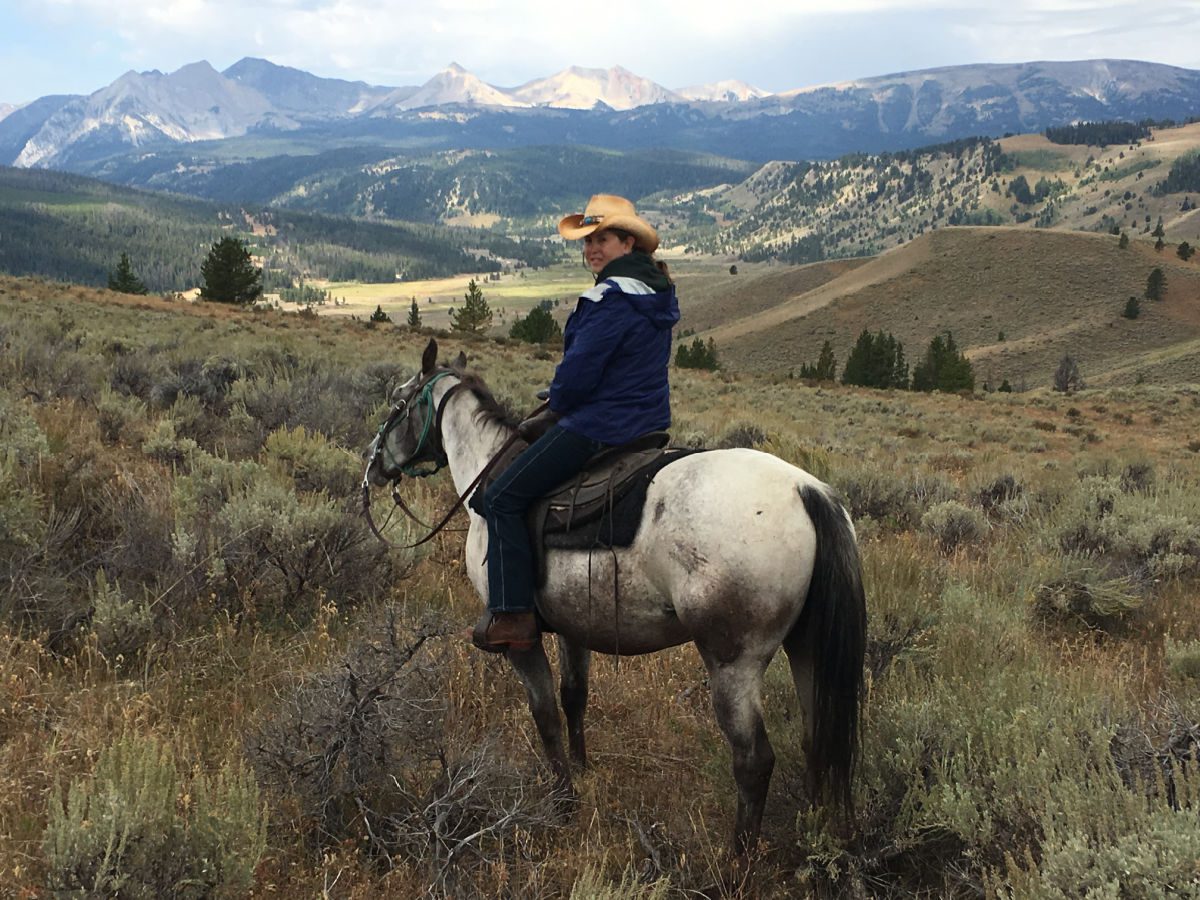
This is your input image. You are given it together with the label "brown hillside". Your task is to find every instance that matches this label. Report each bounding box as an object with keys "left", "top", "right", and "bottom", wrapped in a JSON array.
[
  {"left": 674, "top": 257, "right": 867, "bottom": 334},
  {"left": 705, "top": 227, "right": 1200, "bottom": 388}
]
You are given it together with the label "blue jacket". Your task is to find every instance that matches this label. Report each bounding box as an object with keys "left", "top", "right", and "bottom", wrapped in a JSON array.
[{"left": 549, "top": 254, "right": 680, "bottom": 445}]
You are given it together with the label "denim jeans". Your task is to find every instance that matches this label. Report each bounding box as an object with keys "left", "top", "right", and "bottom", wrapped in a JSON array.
[{"left": 480, "top": 424, "right": 607, "bottom": 612}]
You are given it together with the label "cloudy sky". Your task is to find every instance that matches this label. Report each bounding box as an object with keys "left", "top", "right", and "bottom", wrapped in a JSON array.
[{"left": 4, "top": 0, "right": 1200, "bottom": 103}]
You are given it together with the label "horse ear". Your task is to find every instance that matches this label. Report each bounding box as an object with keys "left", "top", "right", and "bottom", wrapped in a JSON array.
[
  {"left": 451, "top": 351, "right": 467, "bottom": 372},
  {"left": 421, "top": 339, "right": 438, "bottom": 375}
]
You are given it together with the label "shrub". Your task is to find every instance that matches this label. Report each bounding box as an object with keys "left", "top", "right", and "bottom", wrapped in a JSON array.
[
  {"left": 96, "top": 387, "right": 147, "bottom": 444},
  {"left": 921, "top": 500, "right": 987, "bottom": 552},
  {"left": 253, "top": 618, "right": 562, "bottom": 888},
  {"left": 1165, "top": 637, "right": 1200, "bottom": 681},
  {"left": 90, "top": 569, "right": 154, "bottom": 665},
  {"left": 834, "top": 466, "right": 954, "bottom": 529},
  {"left": 1031, "top": 568, "right": 1143, "bottom": 627},
  {"left": 44, "top": 733, "right": 266, "bottom": 898},
  {"left": 716, "top": 421, "right": 768, "bottom": 449},
  {"left": 264, "top": 425, "right": 360, "bottom": 496}
]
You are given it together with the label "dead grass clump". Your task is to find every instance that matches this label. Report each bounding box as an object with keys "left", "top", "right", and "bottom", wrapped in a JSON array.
[
  {"left": 252, "top": 616, "right": 563, "bottom": 890},
  {"left": 1031, "top": 571, "right": 1144, "bottom": 628}
]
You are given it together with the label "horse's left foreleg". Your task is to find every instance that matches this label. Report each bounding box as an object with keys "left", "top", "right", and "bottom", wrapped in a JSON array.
[
  {"left": 507, "top": 641, "right": 573, "bottom": 793},
  {"left": 556, "top": 635, "right": 590, "bottom": 768},
  {"left": 698, "top": 646, "right": 776, "bottom": 854}
]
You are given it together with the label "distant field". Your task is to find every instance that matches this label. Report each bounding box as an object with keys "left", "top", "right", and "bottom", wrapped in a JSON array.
[{"left": 303, "top": 256, "right": 752, "bottom": 330}]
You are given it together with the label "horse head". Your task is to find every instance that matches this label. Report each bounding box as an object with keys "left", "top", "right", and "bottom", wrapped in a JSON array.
[{"left": 363, "top": 338, "right": 466, "bottom": 487}]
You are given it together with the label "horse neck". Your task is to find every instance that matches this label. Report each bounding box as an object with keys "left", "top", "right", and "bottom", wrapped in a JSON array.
[{"left": 434, "top": 379, "right": 514, "bottom": 498}]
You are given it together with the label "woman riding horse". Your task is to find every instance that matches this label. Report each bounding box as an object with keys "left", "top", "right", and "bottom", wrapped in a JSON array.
[{"left": 469, "top": 194, "right": 680, "bottom": 652}]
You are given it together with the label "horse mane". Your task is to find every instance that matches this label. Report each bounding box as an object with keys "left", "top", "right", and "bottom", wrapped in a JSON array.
[{"left": 456, "top": 372, "right": 522, "bottom": 430}]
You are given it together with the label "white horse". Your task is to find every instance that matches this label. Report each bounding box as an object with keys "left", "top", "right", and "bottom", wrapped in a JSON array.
[{"left": 365, "top": 339, "right": 867, "bottom": 851}]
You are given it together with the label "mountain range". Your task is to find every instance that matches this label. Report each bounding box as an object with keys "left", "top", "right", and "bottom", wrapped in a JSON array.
[{"left": 5, "top": 58, "right": 1200, "bottom": 169}]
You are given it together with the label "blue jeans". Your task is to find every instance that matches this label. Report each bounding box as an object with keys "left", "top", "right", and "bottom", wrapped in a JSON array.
[{"left": 480, "top": 424, "right": 607, "bottom": 612}]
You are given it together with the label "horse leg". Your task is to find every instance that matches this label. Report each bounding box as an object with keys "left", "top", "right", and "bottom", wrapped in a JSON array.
[
  {"left": 506, "top": 642, "right": 573, "bottom": 794},
  {"left": 783, "top": 625, "right": 817, "bottom": 800},
  {"left": 698, "top": 647, "right": 776, "bottom": 855},
  {"left": 556, "top": 635, "right": 590, "bottom": 768}
]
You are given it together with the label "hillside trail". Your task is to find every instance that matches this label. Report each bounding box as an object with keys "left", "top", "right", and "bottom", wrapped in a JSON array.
[{"left": 704, "top": 234, "right": 935, "bottom": 343}]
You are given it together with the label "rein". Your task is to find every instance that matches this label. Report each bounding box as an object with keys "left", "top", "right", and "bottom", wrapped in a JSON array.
[{"left": 362, "top": 373, "right": 543, "bottom": 550}]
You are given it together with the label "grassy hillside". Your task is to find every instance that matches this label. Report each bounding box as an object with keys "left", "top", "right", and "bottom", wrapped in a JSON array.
[
  {"left": 3, "top": 275, "right": 1200, "bottom": 896},
  {"left": 687, "top": 226, "right": 1200, "bottom": 389}
]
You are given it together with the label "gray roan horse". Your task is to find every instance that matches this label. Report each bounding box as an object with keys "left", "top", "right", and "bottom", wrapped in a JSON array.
[{"left": 364, "top": 339, "right": 867, "bottom": 851}]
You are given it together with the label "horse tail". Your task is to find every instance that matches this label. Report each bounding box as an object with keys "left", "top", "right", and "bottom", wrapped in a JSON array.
[{"left": 790, "top": 483, "right": 867, "bottom": 813}]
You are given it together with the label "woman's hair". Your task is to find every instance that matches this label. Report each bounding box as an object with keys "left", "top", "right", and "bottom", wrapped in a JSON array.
[{"left": 603, "top": 227, "right": 673, "bottom": 283}]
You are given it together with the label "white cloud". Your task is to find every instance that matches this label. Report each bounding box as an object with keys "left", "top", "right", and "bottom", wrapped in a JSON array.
[{"left": 8, "top": 0, "right": 1200, "bottom": 96}]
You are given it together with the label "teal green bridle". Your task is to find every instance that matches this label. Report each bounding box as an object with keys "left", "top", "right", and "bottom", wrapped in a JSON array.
[{"left": 369, "top": 370, "right": 456, "bottom": 481}]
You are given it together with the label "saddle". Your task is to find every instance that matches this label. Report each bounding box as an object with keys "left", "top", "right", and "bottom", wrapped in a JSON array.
[{"left": 468, "top": 432, "right": 697, "bottom": 584}]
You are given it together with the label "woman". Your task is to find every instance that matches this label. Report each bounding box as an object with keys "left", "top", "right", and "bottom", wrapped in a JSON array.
[{"left": 470, "top": 194, "right": 680, "bottom": 652}]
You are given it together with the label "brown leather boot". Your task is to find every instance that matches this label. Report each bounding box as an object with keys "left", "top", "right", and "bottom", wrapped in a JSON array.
[{"left": 467, "top": 610, "right": 538, "bottom": 653}]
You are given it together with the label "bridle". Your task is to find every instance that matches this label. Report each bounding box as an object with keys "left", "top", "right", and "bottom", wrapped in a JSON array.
[{"left": 361, "top": 369, "right": 533, "bottom": 550}]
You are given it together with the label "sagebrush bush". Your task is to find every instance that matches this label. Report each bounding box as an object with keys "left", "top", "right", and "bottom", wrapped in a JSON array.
[
  {"left": 264, "top": 425, "right": 361, "bottom": 496},
  {"left": 1058, "top": 475, "right": 1200, "bottom": 582},
  {"left": 44, "top": 733, "right": 266, "bottom": 898},
  {"left": 1165, "top": 637, "right": 1200, "bottom": 681},
  {"left": 96, "top": 386, "right": 146, "bottom": 445},
  {"left": 90, "top": 569, "right": 154, "bottom": 664},
  {"left": 921, "top": 500, "right": 988, "bottom": 552},
  {"left": 834, "top": 465, "right": 954, "bottom": 529}
]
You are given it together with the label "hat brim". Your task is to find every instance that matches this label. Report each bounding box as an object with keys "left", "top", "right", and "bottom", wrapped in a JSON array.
[{"left": 557, "top": 213, "right": 659, "bottom": 254}]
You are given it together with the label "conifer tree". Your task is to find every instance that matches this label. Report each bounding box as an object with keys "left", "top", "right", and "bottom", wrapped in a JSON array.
[
  {"left": 370, "top": 304, "right": 391, "bottom": 323},
  {"left": 107, "top": 252, "right": 148, "bottom": 295},
  {"left": 199, "top": 237, "right": 262, "bottom": 304},
  {"left": 407, "top": 298, "right": 422, "bottom": 328},
  {"left": 1123, "top": 295, "right": 1141, "bottom": 319},
  {"left": 1178, "top": 241, "right": 1194, "bottom": 261},
  {"left": 912, "top": 331, "right": 974, "bottom": 393},
  {"left": 1145, "top": 267, "right": 1167, "bottom": 302},
  {"left": 509, "top": 304, "right": 562, "bottom": 344},
  {"left": 449, "top": 278, "right": 493, "bottom": 334}
]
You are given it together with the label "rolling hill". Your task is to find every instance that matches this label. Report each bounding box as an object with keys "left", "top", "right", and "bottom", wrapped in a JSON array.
[{"left": 681, "top": 227, "right": 1200, "bottom": 389}]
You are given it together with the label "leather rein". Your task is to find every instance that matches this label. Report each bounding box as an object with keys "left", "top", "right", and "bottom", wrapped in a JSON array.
[{"left": 361, "top": 372, "right": 537, "bottom": 550}]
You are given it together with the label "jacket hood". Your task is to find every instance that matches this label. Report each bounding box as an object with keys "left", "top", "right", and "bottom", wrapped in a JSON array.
[{"left": 596, "top": 251, "right": 679, "bottom": 330}]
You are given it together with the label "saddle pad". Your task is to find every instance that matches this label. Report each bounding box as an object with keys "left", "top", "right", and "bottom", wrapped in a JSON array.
[{"left": 543, "top": 449, "right": 702, "bottom": 551}]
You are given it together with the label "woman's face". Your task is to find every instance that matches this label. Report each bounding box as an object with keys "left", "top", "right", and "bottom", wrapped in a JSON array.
[{"left": 583, "top": 230, "right": 636, "bottom": 274}]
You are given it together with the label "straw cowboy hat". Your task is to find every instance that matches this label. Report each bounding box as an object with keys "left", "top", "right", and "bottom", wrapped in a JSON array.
[{"left": 557, "top": 194, "right": 659, "bottom": 254}]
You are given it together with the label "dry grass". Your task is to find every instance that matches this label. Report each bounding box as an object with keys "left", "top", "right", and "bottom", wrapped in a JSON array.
[
  {"left": 3, "top": 276, "right": 1200, "bottom": 896},
  {"left": 694, "top": 226, "right": 1200, "bottom": 387}
]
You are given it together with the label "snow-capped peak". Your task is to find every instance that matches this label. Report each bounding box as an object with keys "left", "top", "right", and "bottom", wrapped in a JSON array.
[
  {"left": 676, "top": 79, "right": 771, "bottom": 103},
  {"left": 380, "top": 63, "right": 531, "bottom": 111},
  {"left": 512, "top": 65, "right": 682, "bottom": 110}
]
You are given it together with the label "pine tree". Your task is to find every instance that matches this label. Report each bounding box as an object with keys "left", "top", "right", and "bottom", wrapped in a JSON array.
[
  {"left": 199, "top": 237, "right": 262, "bottom": 304},
  {"left": 912, "top": 332, "right": 974, "bottom": 393},
  {"left": 814, "top": 339, "right": 837, "bottom": 381},
  {"left": 370, "top": 304, "right": 391, "bottom": 323},
  {"left": 1178, "top": 241, "right": 1194, "bottom": 261},
  {"left": 1145, "top": 267, "right": 1167, "bottom": 302},
  {"left": 1123, "top": 295, "right": 1141, "bottom": 319},
  {"left": 675, "top": 337, "right": 718, "bottom": 370},
  {"left": 1118, "top": 232, "right": 1130, "bottom": 249},
  {"left": 449, "top": 278, "right": 493, "bottom": 334},
  {"left": 407, "top": 298, "right": 422, "bottom": 328},
  {"left": 107, "top": 252, "right": 148, "bottom": 294},
  {"left": 1152, "top": 217, "right": 1165, "bottom": 238},
  {"left": 509, "top": 304, "right": 562, "bottom": 344}
]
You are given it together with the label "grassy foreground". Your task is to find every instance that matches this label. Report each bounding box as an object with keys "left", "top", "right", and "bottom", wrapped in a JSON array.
[{"left": 2, "top": 275, "right": 1200, "bottom": 897}]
